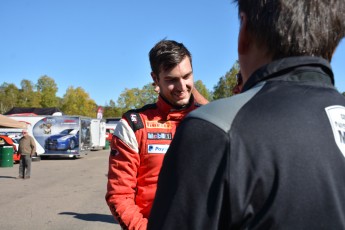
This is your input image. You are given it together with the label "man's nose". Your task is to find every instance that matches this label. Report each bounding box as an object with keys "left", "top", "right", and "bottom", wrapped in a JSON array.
[{"left": 175, "top": 78, "right": 187, "bottom": 91}]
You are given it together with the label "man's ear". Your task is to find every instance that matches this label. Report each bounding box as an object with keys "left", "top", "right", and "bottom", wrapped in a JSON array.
[
  {"left": 238, "top": 12, "right": 250, "bottom": 55},
  {"left": 151, "top": 72, "right": 158, "bottom": 84}
]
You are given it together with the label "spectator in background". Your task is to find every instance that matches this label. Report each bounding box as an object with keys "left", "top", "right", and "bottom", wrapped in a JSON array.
[
  {"left": 148, "top": 0, "right": 345, "bottom": 229},
  {"left": 17, "top": 129, "right": 36, "bottom": 179},
  {"left": 106, "top": 39, "right": 207, "bottom": 230},
  {"left": 232, "top": 70, "right": 243, "bottom": 94},
  {"left": 191, "top": 87, "right": 209, "bottom": 104}
]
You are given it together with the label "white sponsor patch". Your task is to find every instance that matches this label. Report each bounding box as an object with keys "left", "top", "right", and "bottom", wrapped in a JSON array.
[
  {"left": 325, "top": 105, "right": 345, "bottom": 157},
  {"left": 147, "top": 144, "right": 170, "bottom": 154},
  {"left": 147, "top": 132, "right": 172, "bottom": 140}
]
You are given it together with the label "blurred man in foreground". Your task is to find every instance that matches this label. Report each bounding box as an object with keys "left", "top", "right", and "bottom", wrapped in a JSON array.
[{"left": 148, "top": 1, "right": 345, "bottom": 229}]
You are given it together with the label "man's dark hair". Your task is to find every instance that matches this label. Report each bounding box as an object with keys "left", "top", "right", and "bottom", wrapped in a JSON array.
[
  {"left": 234, "top": 0, "right": 345, "bottom": 61},
  {"left": 149, "top": 40, "right": 192, "bottom": 78}
]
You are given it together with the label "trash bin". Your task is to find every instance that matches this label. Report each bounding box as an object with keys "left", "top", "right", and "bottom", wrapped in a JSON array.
[
  {"left": 0, "top": 146, "right": 14, "bottom": 167},
  {"left": 104, "top": 140, "right": 110, "bottom": 150}
]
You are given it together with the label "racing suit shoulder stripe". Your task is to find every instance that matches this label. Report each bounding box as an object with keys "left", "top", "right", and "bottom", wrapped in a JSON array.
[
  {"left": 114, "top": 119, "right": 139, "bottom": 153},
  {"left": 124, "top": 103, "right": 157, "bottom": 132},
  {"left": 188, "top": 82, "right": 265, "bottom": 132}
]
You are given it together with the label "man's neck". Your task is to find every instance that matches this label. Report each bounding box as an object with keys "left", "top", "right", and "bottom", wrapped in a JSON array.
[{"left": 159, "top": 94, "right": 194, "bottom": 110}]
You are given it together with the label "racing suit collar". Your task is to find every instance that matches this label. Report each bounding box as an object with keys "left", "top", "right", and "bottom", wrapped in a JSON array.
[
  {"left": 157, "top": 95, "right": 195, "bottom": 121},
  {"left": 242, "top": 56, "right": 334, "bottom": 92}
]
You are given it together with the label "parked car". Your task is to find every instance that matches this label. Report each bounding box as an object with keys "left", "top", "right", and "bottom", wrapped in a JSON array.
[
  {"left": 105, "top": 128, "right": 115, "bottom": 142},
  {"left": 45, "top": 129, "right": 79, "bottom": 151},
  {"left": 0, "top": 135, "right": 20, "bottom": 163},
  {"left": 105, "top": 118, "right": 120, "bottom": 142}
]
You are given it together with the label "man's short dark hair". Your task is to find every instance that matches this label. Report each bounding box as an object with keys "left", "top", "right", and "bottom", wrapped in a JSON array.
[{"left": 149, "top": 40, "right": 192, "bottom": 78}]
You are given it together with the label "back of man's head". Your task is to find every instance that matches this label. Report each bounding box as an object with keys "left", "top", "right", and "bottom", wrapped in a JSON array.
[{"left": 234, "top": 0, "right": 345, "bottom": 61}]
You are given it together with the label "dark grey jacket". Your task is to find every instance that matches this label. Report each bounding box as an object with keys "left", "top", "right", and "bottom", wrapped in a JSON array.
[{"left": 148, "top": 56, "right": 345, "bottom": 230}]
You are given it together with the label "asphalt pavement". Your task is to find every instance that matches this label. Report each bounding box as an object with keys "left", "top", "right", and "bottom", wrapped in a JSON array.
[{"left": 0, "top": 150, "right": 121, "bottom": 230}]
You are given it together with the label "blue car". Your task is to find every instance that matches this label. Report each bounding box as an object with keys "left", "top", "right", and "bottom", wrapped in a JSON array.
[{"left": 45, "top": 129, "right": 79, "bottom": 151}]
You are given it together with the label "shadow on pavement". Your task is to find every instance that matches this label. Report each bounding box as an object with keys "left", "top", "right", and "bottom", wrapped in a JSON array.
[
  {"left": 0, "top": 176, "right": 17, "bottom": 179},
  {"left": 40, "top": 156, "right": 81, "bottom": 160},
  {"left": 59, "top": 212, "right": 118, "bottom": 224}
]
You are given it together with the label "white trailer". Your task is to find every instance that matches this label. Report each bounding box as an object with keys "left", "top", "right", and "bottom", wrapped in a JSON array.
[
  {"left": 6, "top": 115, "right": 93, "bottom": 158},
  {"left": 89, "top": 119, "right": 106, "bottom": 150}
]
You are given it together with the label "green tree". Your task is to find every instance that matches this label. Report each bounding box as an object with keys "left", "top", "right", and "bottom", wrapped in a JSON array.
[
  {"left": 0, "top": 83, "right": 20, "bottom": 113},
  {"left": 61, "top": 86, "right": 97, "bottom": 117},
  {"left": 194, "top": 80, "right": 213, "bottom": 101},
  {"left": 213, "top": 62, "right": 240, "bottom": 100},
  {"left": 36, "top": 75, "right": 58, "bottom": 107},
  {"left": 103, "top": 99, "right": 122, "bottom": 118},
  {"left": 117, "top": 87, "right": 142, "bottom": 113},
  {"left": 18, "top": 79, "right": 41, "bottom": 107},
  {"left": 141, "top": 83, "right": 158, "bottom": 104},
  {"left": 117, "top": 83, "right": 157, "bottom": 113},
  {"left": 56, "top": 97, "right": 64, "bottom": 109}
]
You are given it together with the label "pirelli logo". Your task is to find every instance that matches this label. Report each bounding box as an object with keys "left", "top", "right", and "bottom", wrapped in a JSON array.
[
  {"left": 148, "top": 132, "right": 172, "bottom": 140},
  {"left": 146, "top": 121, "right": 172, "bottom": 129}
]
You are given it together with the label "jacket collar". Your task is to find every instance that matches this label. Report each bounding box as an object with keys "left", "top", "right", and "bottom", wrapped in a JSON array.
[
  {"left": 156, "top": 95, "right": 196, "bottom": 121},
  {"left": 242, "top": 56, "right": 334, "bottom": 92}
]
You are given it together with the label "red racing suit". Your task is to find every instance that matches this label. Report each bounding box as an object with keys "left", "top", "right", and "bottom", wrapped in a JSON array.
[{"left": 106, "top": 96, "right": 200, "bottom": 230}]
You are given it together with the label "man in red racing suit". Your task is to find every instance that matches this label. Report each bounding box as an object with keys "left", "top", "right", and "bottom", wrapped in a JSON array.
[
  {"left": 107, "top": 96, "right": 199, "bottom": 229},
  {"left": 105, "top": 39, "right": 206, "bottom": 230}
]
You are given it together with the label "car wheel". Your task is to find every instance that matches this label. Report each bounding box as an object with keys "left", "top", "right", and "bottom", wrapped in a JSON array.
[
  {"left": 32, "top": 156, "right": 41, "bottom": 162},
  {"left": 32, "top": 153, "right": 41, "bottom": 162},
  {"left": 69, "top": 140, "right": 76, "bottom": 149}
]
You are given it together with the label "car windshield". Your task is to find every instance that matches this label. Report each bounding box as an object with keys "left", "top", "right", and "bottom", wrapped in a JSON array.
[
  {"left": 69, "top": 129, "right": 78, "bottom": 135},
  {"left": 106, "top": 129, "right": 114, "bottom": 134},
  {"left": 12, "top": 138, "right": 19, "bottom": 144},
  {"left": 60, "top": 129, "right": 74, "bottom": 135}
]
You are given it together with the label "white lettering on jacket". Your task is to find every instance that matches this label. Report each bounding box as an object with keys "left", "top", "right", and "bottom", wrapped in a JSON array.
[{"left": 325, "top": 105, "right": 345, "bottom": 158}]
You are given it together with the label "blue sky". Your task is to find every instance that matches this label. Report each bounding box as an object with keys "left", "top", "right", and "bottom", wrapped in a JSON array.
[{"left": 1, "top": 0, "right": 344, "bottom": 106}]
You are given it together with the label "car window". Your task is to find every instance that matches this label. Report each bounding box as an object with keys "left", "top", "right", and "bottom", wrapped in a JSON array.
[
  {"left": 60, "top": 129, "right": 71, "bottom": 135},
  {"left": 69, "top": 129, "right": 78, "bottom": 135},
  {"left": 106, "top": 129, "right": 114, "bottom": 134}
]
